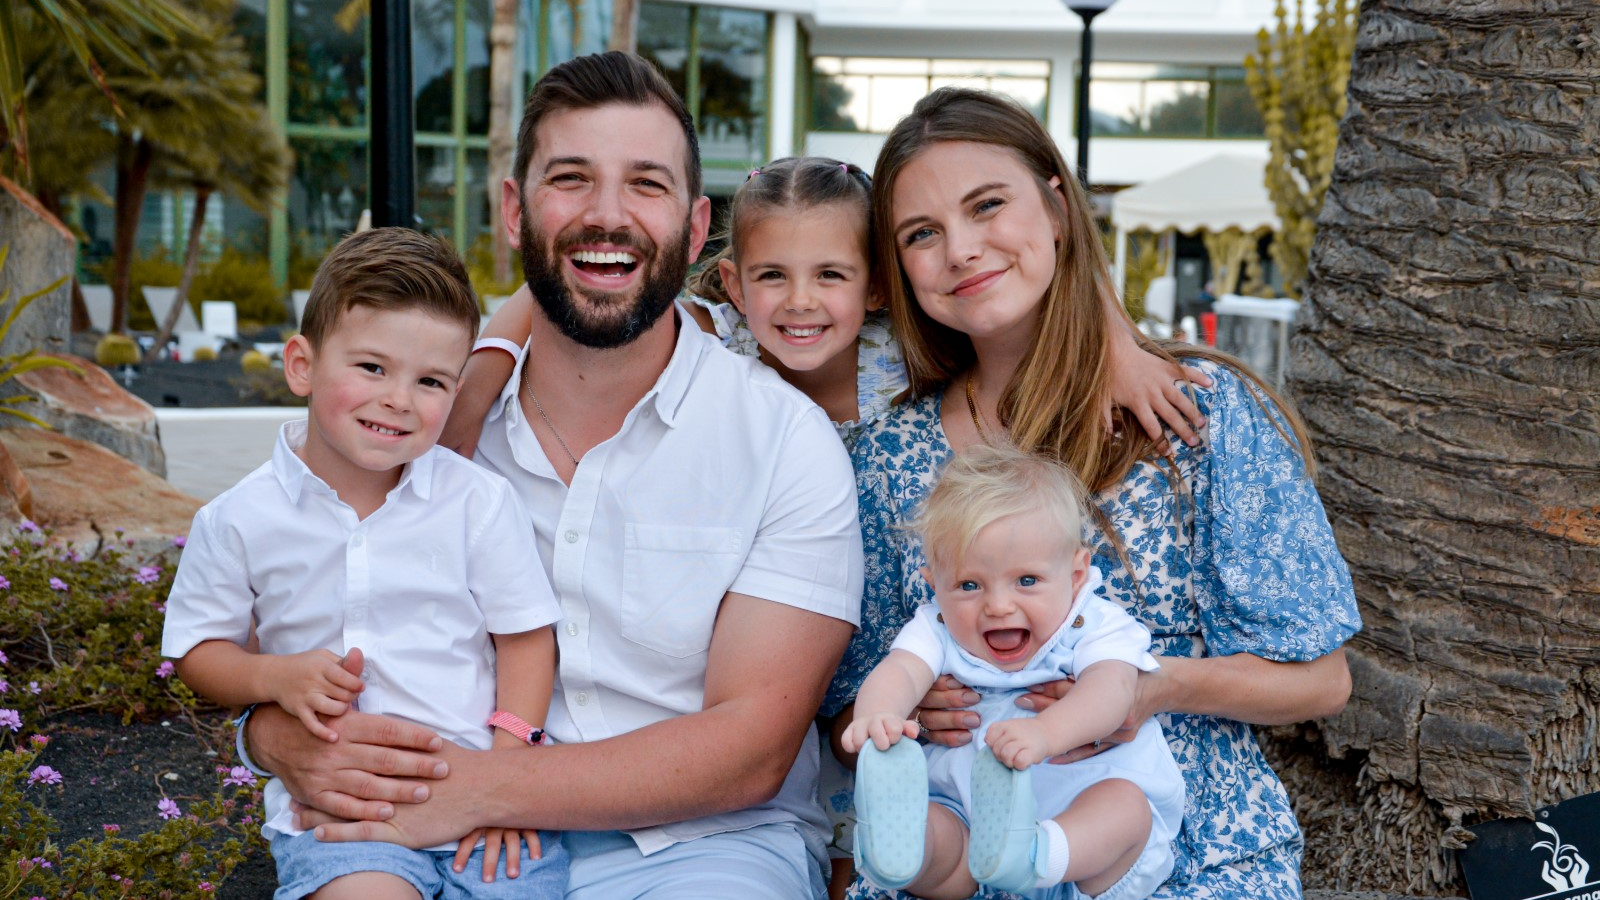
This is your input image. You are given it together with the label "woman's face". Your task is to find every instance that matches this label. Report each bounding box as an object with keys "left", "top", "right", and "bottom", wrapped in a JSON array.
[{"left": 889, "top": 141, "right": 1062, "bottom": 350}]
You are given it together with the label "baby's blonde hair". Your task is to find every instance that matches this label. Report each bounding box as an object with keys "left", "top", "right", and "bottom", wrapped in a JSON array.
[{"left": 913, "top": 443, "right": 1089, "bottom": 571}]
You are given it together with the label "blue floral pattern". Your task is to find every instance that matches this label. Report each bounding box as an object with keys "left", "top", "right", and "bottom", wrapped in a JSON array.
[{"left": 827, "top": 359, "right": 1361, "bottom": 899}]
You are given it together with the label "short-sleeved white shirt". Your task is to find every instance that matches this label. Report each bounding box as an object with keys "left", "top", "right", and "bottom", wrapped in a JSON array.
[
  {"left": 473, "top": 303, "right": 864, "bottom": 857},
  {"left": 161, "top": 421, "right": 561, "bottom": 840}
]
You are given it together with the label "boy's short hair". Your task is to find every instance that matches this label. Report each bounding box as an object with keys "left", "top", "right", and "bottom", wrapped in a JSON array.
[
  {"left": 300, "top": 228, "right": 480, "bottom": 349},
  {"left": 914, "top": 442, "right": 1088, "bottom": 569}
]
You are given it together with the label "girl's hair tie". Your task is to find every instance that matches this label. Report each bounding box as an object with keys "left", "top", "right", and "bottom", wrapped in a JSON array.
[
  {"left": 839, "top": 163, "right": 849, "bottom": 172},
  {"left": 747, "top": 168, "right": 761, "bottom": 180}
]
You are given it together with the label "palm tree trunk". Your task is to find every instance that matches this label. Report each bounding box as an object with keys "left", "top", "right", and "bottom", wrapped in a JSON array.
[
  {"left": 1281, "top": 1, "right": 1600, "bottom": 893},
  {"left": 146, "top": 185, "right": 209, "bottom": 362},
  {"left": 608, "top": 0, "right": 638, "bottom": 52},
  {"left": 487, "top": 0, "right": 517, "bottom": 284},
  {"left": 109, "top": 134, "right": 153, "bottom": 335}
]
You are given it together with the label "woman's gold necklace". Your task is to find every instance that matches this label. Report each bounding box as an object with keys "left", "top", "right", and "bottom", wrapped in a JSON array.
[{"left": 965, "top": 373, "right": 991, "bottom": 442}]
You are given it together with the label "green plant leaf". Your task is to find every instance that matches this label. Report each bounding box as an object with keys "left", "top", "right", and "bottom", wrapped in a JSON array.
[
  {"left": 0, "top": 406, "right": 51, "bottom": 427},
  {"left": 4, "top": 354, "right": 82, "bottom": 378}
]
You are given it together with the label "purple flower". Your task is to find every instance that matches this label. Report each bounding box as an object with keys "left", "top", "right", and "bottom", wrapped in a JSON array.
[
  {"left": 135, "top": 565, "right": 161, "bottom": 584},
  {"left": 158, "top": 798, "right": 180, "bottom": 819},
  {"left": 0, "top": 576, "right": 8, "bottom": 589},
  {"left": 0, "top": 680, "right": 7, "bottom": 693},
  {"left": 156, "top": 661, "right": 175, "bottom": 679},
  {"left": 29, "top": 734, "right": 47, "bottom": 746},
  {"left": 199, "top": 883, "right": 214, "bottom": 892},
  {"left": 0, "top": 649, "right": 7, "bottom": 663},
  {"left": 0, "top": 709, "right": 19, "bottom": 730},
  {"left": 102, "top": 823, "right": 121, "bottom": 835},
  {"left": 223, "top": 766, "right": 257, "bottom": 787},
  {"left": 48, "top": 578, "right": 68, "bottom": 592},
  {"left": 28, "top": 766, "right": 62, "bottom": 785},
  {"left": 173, "top": 535, "right": 188, "bottom": 548},
  {"left": 27, "top": 681, "right": 38, "bottom": 695},
  {"left": 18, "top": 519, "right": 38, "bottom": 533}
]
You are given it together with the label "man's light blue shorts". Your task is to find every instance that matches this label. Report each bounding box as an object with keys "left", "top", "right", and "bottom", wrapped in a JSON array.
[
  {"left": 564, "top": 825, "right": 828, "bottom": 900},
  {"left": 270, "top": 830, "right": 567, "bottom": 900}
]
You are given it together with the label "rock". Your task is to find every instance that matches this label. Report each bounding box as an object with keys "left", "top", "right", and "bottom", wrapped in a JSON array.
[
  {"left": 0, "top": 437, "right": 31, "bottom": 519},
  {"left": 0, "top": 427, "right": 199, "bottom": 561},
  {"left": 9, "top": 353, "right": 167, "bottom": 477},
  {"left": 0, "top": 175, "right": 73, "bottom": 360}
]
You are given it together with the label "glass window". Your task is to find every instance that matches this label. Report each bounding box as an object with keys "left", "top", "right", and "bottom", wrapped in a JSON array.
[
  {"left": 1213, "top": 79, "right": 1264, "bottom": 137},
  {"left": 465, "top": 0, "right": 492, "bottom": 135},
  {"left": 288, "top": 0, "right": 368, "bottom": 127},
  {"left": 414, "top": 0, "right": 457, "bottom": 134},
  {"left": 416, "top": 145, "right": 457, "bottom": 235},
  {"left": 463, "top": 148, "right": 494, "bottom": 250},
  {"left": 545, "top": 0, "right": 608, "bottom": 70},
  {"left": 638, "top": 2, "right": 692, "bottom": 101},
  {"left": 809, "top": 56, "right": 1050, "bottom": 134},
  {"left": 1087, "top": 63, "right": 1264, "bottom": 138},
  {"left": 695, "top": 7, "right": 767, "bottom": 163},
  {"left": 288, "top": 137, "right": 369, "bottom": 254}
]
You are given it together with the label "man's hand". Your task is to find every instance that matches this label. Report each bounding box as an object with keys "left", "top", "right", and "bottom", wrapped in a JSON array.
[
  {"left": 249, "top": 650, "right": 450, "bottom": 823},
  {"left": 268, "top": 649, "right": 366, "bottom": 742}
]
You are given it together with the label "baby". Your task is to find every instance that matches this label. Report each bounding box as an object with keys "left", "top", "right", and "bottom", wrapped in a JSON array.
[{"left": 841, "top": 443, "right": 1185, "bottom": 900}]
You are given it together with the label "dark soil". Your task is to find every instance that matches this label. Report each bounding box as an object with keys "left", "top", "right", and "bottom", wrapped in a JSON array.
[{"left": 31, "top": 711, "right": 277, "bottom": 898}]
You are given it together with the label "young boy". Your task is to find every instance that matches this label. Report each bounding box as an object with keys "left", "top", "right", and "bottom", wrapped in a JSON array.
[
  {"left": 841, "top": 444, "right": 1185, "bottom": 900},
  {"left": 160, "top": 228, "right": 566, "bottom": 900}
]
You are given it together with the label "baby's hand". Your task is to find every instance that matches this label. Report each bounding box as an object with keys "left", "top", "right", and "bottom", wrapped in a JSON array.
[
  {"left": 841, "top": 712, "right": 920, "bottom": 754},
  {"left": 453, "top": 827, "right": 543, "bottom": 882},
  {"left": 985, "top": 718, "right": 1054, "bottom": 770},
  {"left": 269, "top": 650, "right": 365, "bottom": 743}
]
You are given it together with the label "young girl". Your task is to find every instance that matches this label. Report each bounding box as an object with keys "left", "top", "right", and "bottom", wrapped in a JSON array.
[{"left": 841, "top": 443, "right": 1182, "bottom": 900}]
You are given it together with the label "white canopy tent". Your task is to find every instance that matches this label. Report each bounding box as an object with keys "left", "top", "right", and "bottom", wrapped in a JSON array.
[{"left": 1110, "top": 153, "right": 1280, "bottom": 292}]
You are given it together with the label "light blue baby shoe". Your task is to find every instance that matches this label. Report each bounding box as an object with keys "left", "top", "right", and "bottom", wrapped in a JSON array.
[
  {"left": 853, "top": 738, "right": 929, "bottom": 890},
  {"left": 967, "top": 747, "right": 1041, "bottom": 892}
]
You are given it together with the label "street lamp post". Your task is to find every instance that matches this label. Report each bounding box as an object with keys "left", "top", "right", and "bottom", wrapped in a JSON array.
[
  {"left": 370, "top": 0, "right": 416, "bottom": 229},
  {"left": 1066, "top": 0, "right": 1118, "bottom": 189}
]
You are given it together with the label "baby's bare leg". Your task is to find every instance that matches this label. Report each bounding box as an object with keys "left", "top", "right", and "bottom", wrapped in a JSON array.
[
  {"left": 1053, "top": 778, "right": 1152, "bottom": 897},
  {"left": 906, "top": 803, "right": 980, "bottom": 900},
  {"left": 309, "top": 872, "right": 423, "bottom": 900}
]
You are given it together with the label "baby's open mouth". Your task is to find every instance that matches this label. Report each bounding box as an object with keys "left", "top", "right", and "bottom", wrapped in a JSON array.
[
  {"left": 984, "top": 628, "right": 1030, "bottom": 659},
  {"left": 570, "top": 249, "right": 639, "bottom": 278}
]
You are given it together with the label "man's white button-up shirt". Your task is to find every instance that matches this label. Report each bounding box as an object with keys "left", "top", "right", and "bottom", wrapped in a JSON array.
[
  {"left": 474, "top": 305, "right": 864, "bottom": 856},
  {"left": 162, "top": 421, "right": 561, "bottom": 840}
]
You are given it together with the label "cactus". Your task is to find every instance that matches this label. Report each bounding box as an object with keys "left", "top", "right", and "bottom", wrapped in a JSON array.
[
  {"left": 1243, "top": 0, "right": 1357, "bottom": 298},
  {"left": 94, "top": 333, "right": 140, "bottom": 367},
  {"left": 191, "top": 345, "right": 218, "bottom": 362},
  {"left": 240, "top": 349, "right": 272, "bottom": 373}
]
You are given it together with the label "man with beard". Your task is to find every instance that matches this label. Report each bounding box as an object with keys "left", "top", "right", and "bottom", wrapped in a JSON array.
[{"left": 241, "top": 51, "right": 862, "bottom": 900}]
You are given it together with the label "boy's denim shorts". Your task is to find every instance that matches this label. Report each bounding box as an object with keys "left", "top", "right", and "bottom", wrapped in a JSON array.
[{"left": 270, "top": 830, "right": 567, "bottom": 900}]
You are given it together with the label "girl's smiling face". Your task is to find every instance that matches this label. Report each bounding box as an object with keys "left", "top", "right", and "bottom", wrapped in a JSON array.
[
  {"left": 890, "top": 141, "right": 1062, "bottom": 352},
  {"left": 720, "top": 203, "right": 876, "bottom": 376}
]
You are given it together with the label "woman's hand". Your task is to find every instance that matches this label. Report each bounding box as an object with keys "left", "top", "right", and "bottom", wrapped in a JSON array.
[
  {"left": 915, "top": 675, "right": 982, "bottom": 748},
  {"left": 439, "top": 350, "right": 515, "bottom": 458}
]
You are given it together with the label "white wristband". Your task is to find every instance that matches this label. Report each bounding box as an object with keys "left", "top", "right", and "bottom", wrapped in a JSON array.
[
  {"left": 472, "top": 337, "right": 522, "bottom": 359},
  {"left": 231, "top": 705, "right": 273, "bottom": 777}
]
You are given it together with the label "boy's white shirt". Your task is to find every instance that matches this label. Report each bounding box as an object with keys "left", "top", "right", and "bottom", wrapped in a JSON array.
[{"left": 160, "top": 419, "right": 561, "bottom": 843}]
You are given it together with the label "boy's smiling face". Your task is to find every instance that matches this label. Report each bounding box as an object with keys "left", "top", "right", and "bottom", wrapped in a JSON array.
[
  {"left": 924, "top": 506, "right": 1091, "bottom": 672},
  {"left": 284, "top": 305, "right": 473, "bottom": 497}
]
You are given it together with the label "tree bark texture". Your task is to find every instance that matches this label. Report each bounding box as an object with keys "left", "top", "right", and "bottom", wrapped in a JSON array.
[
  {"left": 1284, "top": 1, "right": 1600, "bottom": 893},
  {"left": 147, "top": 186, "right": 209, "bottom": 362},
  {"left": 109, "top": 135, "right": 153, "bottom": 336}
]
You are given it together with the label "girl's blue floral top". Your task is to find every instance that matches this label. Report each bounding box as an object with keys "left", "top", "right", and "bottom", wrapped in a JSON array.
[
  {"left": 827, "top": 359, "right": 1361, "bottom": 899},
  {"left": 690, "top": 297, "right": 906, "bottom": 449}
]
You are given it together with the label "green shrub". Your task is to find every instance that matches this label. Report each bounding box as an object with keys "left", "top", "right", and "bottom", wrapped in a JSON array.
[
  {"left": 195, "top": 248, "right": 285, "bottom": 328},
  {"left": 239, "top": 349, "right": 273, "bottom": 373},
  {"left": 0, "top": 527, "right": 264, "bottom": 892},
  {"left": 94, "top": 333, "right": 140, "bottom": 367},
  {"left": 465, "top": 233, "right": 523, "bottom": 311}
]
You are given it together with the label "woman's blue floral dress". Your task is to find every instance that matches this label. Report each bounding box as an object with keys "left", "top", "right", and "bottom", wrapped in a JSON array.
[{"left": 824, "top": 360, "right": 1361, "bottom": 899}]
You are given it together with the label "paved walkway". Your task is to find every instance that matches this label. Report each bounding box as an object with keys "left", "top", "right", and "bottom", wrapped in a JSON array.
[{"left": 156, "top": 408, "right": 305, "bottom": 501}]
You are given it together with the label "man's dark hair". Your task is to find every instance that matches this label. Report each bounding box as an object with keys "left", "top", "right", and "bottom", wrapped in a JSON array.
[{"left": 512, "top": 51, "right": 702, "bottom": 200}]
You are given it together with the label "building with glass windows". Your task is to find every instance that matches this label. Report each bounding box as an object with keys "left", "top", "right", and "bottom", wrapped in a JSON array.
[{"left": 99, "top": 0, "right": 1279, "bottom": 297}]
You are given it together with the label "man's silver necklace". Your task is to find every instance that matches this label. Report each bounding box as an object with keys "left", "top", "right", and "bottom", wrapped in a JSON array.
[{"left": 522, "top": 367, "right": 581, "bottom": 467}]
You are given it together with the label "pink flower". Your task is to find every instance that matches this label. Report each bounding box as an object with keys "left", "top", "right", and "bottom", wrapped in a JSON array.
[
  {"left": 0, "top": 680, "right": 8, "bottom": 693},
  {"left": 18, "top": 519, "right": 38, "bottom": 533},
  {"left": 135, "top": 566, "right": 161, "bottom": 584},
  {"left": 173, "top": 535, "right": 187, "bottom": 548},
  {"left": 26, "top": 682, "right": 38, "bottom": 695},
  {"left": 102, "top": 823, "right": 121, "bottom": 835},
  {"left": 0, "top": 575, "right": 8, "bottom": 589},
  {"left": 223, "top": 766, "right": 257, "bottom": 787},
  {"left": 0, "top": 709, "right": 19, "bottom": 731},
  {"left": 198, "top": 883, "right": 214, "bottom": 892},
  {"left": 29, "top": 734, "right": 47, "bottom": 746},
  {"left": 158, "top": 798, "right": 180, "bottom": 819},
  {"left": 0, "top": 649, "right": 7, "bottom": 663},
  {"left": 48, "top": 578, "right": 68, "bottom": 592},
  {"left": 28, "top": 766, "right": 62, "bottom": 785},
  {"left": 156, "top": 661, "right": 175, "bottom": 679}
]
